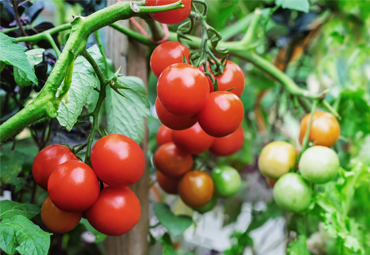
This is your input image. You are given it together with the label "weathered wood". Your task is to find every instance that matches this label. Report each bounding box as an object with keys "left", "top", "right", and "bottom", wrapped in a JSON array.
[{"left": 104, "top": 1, "right": 149, "bottom": 254}]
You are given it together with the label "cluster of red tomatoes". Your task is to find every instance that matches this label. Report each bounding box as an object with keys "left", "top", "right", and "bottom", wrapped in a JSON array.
[
  {"left": 258, "top": 111, "right": 341, "bottom": 212},
  {"left": 150, "top": 40, "right": 246, "bottom": 212},
  {"left": 33, "top": 134, "right": 144, "bottom": 235}
]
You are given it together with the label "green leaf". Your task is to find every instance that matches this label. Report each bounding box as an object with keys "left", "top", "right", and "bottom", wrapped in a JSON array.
[
  {"left": 158, "top": 233, "right": 178, "bottom": 255},
  {"left": 153, "top": 203, "right": 193, "bottom": 237},
  {"left": 0, "top": 200, "right": 40, "bottom": 220},
  {"left": 7, "top": 177, "right": 26, "bottom": 192},
  {"left": 223, "top": 196, "right": 243, "bottom": 227},
  {"left": 0, "top": 151, "right": 24, "bottom": 185},
  {"left": 14, "top": 48, "right": 45, "bottom": 86},
  {"left": 206, "top": 0, "right": 239, "bottom": 30},
  {"left": 0, "top": 33, "right": 38, "bottom": 85},
  {"left": 286, "top": 235, "right": 310, "bottom": 255},
  {"left": 80, "top": 218, "right": 107, "bottom": 243},
  {"left": 105, "top": 76, "right": 150, "bottom": 144},
  {"left": 247, "top": 201, "right": 283, "bottom": 232},
  {"left": 275, "top": 0, "right": 310, "bottom": 13},
  {"left": 0, "top": 215, "right": 51, "bottom": 255},
  {"left": 57, "top": 45, "right": 104, "bottom": 130}
]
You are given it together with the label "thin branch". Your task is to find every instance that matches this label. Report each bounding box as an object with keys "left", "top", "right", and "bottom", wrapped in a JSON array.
[{"left": 12, "top": 0, "right": 27, "bottom": 37}]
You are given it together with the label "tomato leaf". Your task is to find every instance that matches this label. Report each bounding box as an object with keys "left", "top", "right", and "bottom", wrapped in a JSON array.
[
  {"left": 158, "top": 233, "right": 178, "bottom": 255},
  {"left": 0, "top": 33, "right": 38, "bottom": 85},
  {"left": 14, "top": 48, "right": 45, "bottom": 87},
  {"left": 153, "top": 203, "right": 193, "bottom": 237},
  {"left": 7, "top": 177, "right": 26, "bottom": 192},
  {"left": 105, "top": 76, "right": 150, "bottom": 144},
  {"left": 57, "top": 44, "right": 104, "bottom": 131},
  {"left": 275, "top": 0, "right": 310, "bottom": 13},
  {"left": 0, "top": 151, "right": 24, "bottom": 185},
  {"left": 0, "top": 200, "right": 40, "bottom": 220},
  {"left": 0, "top": 215, "right": 51, "bottom": 255},
  {"left": 286, "top": 235, "right": 310, "bottom": 255}
]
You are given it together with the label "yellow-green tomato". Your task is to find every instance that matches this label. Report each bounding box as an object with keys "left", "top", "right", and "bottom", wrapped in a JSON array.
[
  {"left": 299, "top": 146, "right": 339, "bottom": 184},
  {"left": 212, "top": 165, "right": 241, "bottom": 198},
  {"left": 193, "top": 196, "right": 218, "bottom": 214},
  {"left": 273, "top": 173, "right": 312, "bottom": 212},
  {"left": 258, "top": 141, "right": 296, "bottom": 179}
]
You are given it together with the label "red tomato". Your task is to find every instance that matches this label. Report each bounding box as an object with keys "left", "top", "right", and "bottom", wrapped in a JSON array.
[
  {"left": 172, "top": 122, "right": 214, "bottom": 155},
  {"left": 41, "top": 196, "right": 82, "bottom": 233},
  {"left": 299, "top": 111, "right": 340, "bottom": 147},
  {"left": 156, "top": 171, "right": 180, "bottom": 194},
  {"left": 153, "top": 142, "right": 193, "bottom": 178},
  {"left": 210, "top": 125, "right": 244, "bottom": 156},
  {"left": 157, "top": 63, "right": 209, "bottom": 116},
  {"left": 145, "top": 0, "right": 192, "bottom": 25},
  {"left": 32, "top": 144, "right": 78, "bottom": 190},
  {"left": 85, "top": 186, "right": 141, "bottom": 236},
  {"left": 91, "top": 134, "right": 145, "bottom": 187},
  {"left": 197, "top": 91, "right": 244, "bottom": 137},
  {"left": 48, "top": 161, "right": 100, "bottom": 212},
  {"left": 156, "top": 124, "right": 173, "bottom": 146},
  {"left": 199, "top": 64, "right": 214, "bottom": 93},
  {"left": 178, "top": 171, "right": 214, "bottom": 208},
  {"left": 215, "top": 61, "right": 245, "bottom": 97},
  {"left": 150, "top": 42, "right": 190, "bottom": 78},
  {"left": 155, "top": 97, "right": 197, "bottom": 130}
]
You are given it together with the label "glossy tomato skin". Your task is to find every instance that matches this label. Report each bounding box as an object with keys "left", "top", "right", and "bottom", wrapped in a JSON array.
[
  {"left": 91, "top": 134, "right": 145, "bottom": 187},
  {"left": 48, "top": 161, "right": 100, "bottom": 212},
  {"left": 299, "top": 111, "right": 340, "bottom": 147},
  {"left": 156, "top": 124, "right": 173, "bottom": 146},
  {"left": 156, "top": 97, "right": 197, "bottom": 130},
  {"left": 156, "top": 171, "right": 180, "bottom": 194},
  {"left": 210, "top": 125, "right": 244, "bottom": 156},
  {"left": 215, "top": 61, "right": 245, "bottom": 97},
  {"left": 150, "top": 42, "right": 190, "bottom": 78},
  {"left": 154, "top": 143, "right": 193, "bottom": 178},
  {"left": 193, "top": 196, "right": 217, "bottom": 214},
  {"left": 32, "top": 144, "right": 78, "bottom": 190},
  {"left": 199, "top": 64, "right": 214, "bottom": 92},
  {"left": 258, "top": 141, "right": 296, "bottom": 179},
  {"left": 273, "top": 173, "right": 312, "bottom": 212},
  {"left": 197, "top": 91, "right": 244, "bottom": 137},
  {"left": 212, "top": 166, "right": 241, "bottom": 198},
  {"left": 299, "top": 146, "right": 339, "bottom": 184},
  {"left": 157, "top": 63, "right": 209, "bottom": 116},
  {"left": 172, "top": 122, "right": 214, "bottom": 155},
  {"left": 145, "top": 0, "right": 192, "bottom": 25},
  {"left": 85, "top": 186, "right": 141, "bottom": 236},
  {"left": 41, "top": 196, "right": 82, "bottom": 233},
  {"left": 178, "top": 171, "right": 214, "bottom": 208}
]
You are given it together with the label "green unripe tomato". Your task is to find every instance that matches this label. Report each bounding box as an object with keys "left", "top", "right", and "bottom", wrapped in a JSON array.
[
  {"left": 299, "top": 146, "right": 339, "bottom": 184},
  {"left": 193, "top": 196, "right": 217, "bottom": 214},
  {"left": 273, "top": 173, "right": 312, "bottom": 212},
  {"left": 258, "top": 141, "right": 296, "bottom": 179},
  {"left": 212, "top": 165, "right": 241, "bottom": 198}
]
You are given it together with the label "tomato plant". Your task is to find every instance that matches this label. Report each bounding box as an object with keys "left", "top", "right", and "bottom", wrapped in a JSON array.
[
  {"left": 209, "top": 125, "right": 244, "bottom": 156},
  {"left": 156, "top": 171, "right": 180, "bottom": 194},
  {"left": 193, "top": 196, "right": 218, "bottom": 214},
  {"left": 156, "top": 124, "right": 173, "bottom": 146},
  {"left": 145, "top": 0, "right": 192, "bottom": 25},
  {"left": 214, "top": 60, "right": 245, "bottom": 98},
  {"left": 212, "top": 165, "right": 241, "bottom": 198}
]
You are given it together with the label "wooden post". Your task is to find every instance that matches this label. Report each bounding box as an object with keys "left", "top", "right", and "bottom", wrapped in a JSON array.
[{"left": 104, "top": 1, "right": 149, "bottom": 254}]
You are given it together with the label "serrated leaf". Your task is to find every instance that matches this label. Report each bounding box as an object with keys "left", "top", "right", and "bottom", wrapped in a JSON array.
[
  {"left": 0, "top": 200, "right": 40, "bottom": 220},
  {"left": 275, "top": 0, "right": 310, "bottom": 13},
  {"left": 105, "top": 76, "right": 150, "bottom": 144},
  {"left": 0, "top": 215, "right": 51, "bottom": 255},
  {"left": 0, "top": 33, "right": 38, "bottom": 85},
  {"left": 57, "top": 45, "right": 104, "bottom": 130},
  {"left": 80, "top": 218, "right": 107, "bottom": 243},
  {"left": 0, "top": 151, "right": 24, "bottom": 185},
  {"left": 153, "top": 203, "right": 193, "bottom": 237},
  {"left": 158, "top": 233, "right": 178, "bottom": 255},
  {"left": 286, "top": 235, "right": 310, "bottom": 255}
]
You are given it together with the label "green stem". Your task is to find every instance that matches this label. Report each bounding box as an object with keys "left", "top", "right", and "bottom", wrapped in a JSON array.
[
  {"left": 322, "top": 100, "right": 341, "bottom": 120},
  {"left": 43, "top": 33, "right": 60, "bottom": 58},
  {"left": 239, "top": 8, "right": 262, "bottom": 46},
  {"left": 14, "top": 23, "right": 72, "bottom": 43},
  {"left": 1, "top": 25, "right": 33, "bottom": 34},
  {"left": 143, "top": 18, "right": 165, "bottom": 42},
  {"left": 94, "top": 30, "right": 109, "bottom": 76},
  {"left": 110, "top": 23, "right": 153, "bottom": 45}
]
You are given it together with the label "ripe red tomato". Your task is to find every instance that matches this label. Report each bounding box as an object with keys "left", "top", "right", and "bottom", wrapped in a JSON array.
[
  {"left": 172, "top": 122, "right": 214, "bottom": 155},
  {"left": 156, "top": 124, "right": 173, "bottom": 146},
  {"left": 48, "top": 161, "right": 100, "bottom": 212},
  {"left": 145, "top": 0, "right": 192, "bottom": 25},
  {"left": 197, "top": 91, "right": 244, "bottom": 137},
  {"left": 91, "top": 134, "right": 145, "bottom": 187},
  {"left": 199, "top": 64, "right": 214, "bottom": 92},
  {"left": 150, "top": 42, "right": 190, "bottom": 78},
  {"left": 157, "top": 63, "right": 209, "bottom": 116},
  {"left": 85, "top": 186, "right": 141, "bottom": 236},
  {"left": 156, "top": 171, "right": 180, "bottom": 194},
  {"left": 154, "top": 142, "right": 193, "bottom": 178},
  {"left": 155, "top": 97, "right": 197, "bottom": 130},
  {"left": 215, "top": 61, "right": 245, "bottom": 97},
  {"left": 32, "top": 144, "right": 78, "bottom": 190},
  {"left": 41, "top": 196, "right": 82, "bottom": 233},
  {"left": 178, "top": 171, "right": 214, "bottom": 208},
  {"left": 209, "top": 125, "right": 244, "bottom": 156},
  {"left": 299, "top": 111, "right": 340, "bottom": 147}
]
